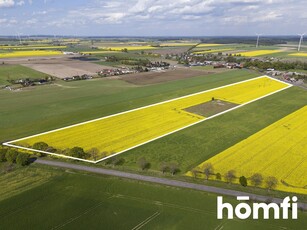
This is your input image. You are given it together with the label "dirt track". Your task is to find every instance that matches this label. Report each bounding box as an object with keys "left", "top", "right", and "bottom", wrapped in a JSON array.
[{"left": 35, "top": 159, "right": 307, "bottom": 211}]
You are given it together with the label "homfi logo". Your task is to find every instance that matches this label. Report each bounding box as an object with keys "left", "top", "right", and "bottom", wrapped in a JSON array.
[{"left": 217, "top": 196, "right": 298, "bottom": 219}]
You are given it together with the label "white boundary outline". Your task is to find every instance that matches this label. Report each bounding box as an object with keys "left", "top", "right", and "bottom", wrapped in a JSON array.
[{"left": 3, "top": 76, "right": 292, "bottom": 163}]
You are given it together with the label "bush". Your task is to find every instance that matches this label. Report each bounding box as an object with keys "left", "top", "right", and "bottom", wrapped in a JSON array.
[
  {"left": 239, "top": 176, "right": 248, "bottom": 187},
  {"left": 169, "top": 163, "right": 180, "bottom": 175},
  {"left": 0, "top": 148, "right": 7, "bottom": 162},
  {"left": 265, "top": 176, "right": 278, "bottom": 190},
  {"left": 250, "top": 173, "right": 263, "bottom": 187},
  {"left": 160, "top": 162, "right": 169, "bottom": 174},
  {"left": 16, "top": 153, "right": 29, "bottom": 166},
  {"left": 68, "top": 147, "right": 87, "bottom": 159},
  {"left": 216, "top": 173, "right": 222, "bottom": 180},
  {"left": 203, "top": 163, "right": 214, "bottom": 180},
  {"left": 138, "top": 157, "right": 150, "bottom": 170},
  {"left": 46, "top": 146, "right": 57, "bottom": 153},
  {"left": 5, "top": 149, "right": 19, "bottom": 163},
  {"left": 88, "top": 148, "right": 99, "bottom": 161},
  {"left": 106, "top": 156, "right": 125, "bottom": 166},
  {"left": 33, "top": 142, "right": 49, "bottom": 151},
  {"left": 225, "top": 170, "right": 236, "bottom": 183}
]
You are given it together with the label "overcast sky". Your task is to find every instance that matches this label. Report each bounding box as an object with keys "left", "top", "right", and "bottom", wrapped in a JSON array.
[{"left": 0, "top": 0, "right": 306, "bottom": 36}]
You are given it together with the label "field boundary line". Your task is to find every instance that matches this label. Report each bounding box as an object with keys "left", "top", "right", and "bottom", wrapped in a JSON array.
[
  {"left": 94, "top": 80, "right": 291, "bottom": 163},
  {"left": 3, "top": 76, "right": 292, "bottom": 164},
  {"left": 3, "top": 75, "right": 271, "bottom": 143},
  {"left": 2, "top": 143, "right": 96, "bottom": 163}
]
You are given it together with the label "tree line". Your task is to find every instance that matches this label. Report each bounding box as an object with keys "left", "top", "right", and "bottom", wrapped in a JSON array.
[
  {"left": 193, "top": 163, "right": 278, "bottom": 190},
  {"left": 0, "top": 147, "right": 31, "bottom": 166},
  {"left": 244, "top": 60, "right": 307, "bottom": 71},
  {"left": 31, "top": 142, "right": 102, "bottom": 160}
]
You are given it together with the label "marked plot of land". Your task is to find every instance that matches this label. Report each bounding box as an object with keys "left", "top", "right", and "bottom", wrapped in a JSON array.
[
  {"left": 188, "top": 106, "right": 307, "bottom": 194},
  {"left": 5, "top": 76, "right": 290, "bottom": 162}
]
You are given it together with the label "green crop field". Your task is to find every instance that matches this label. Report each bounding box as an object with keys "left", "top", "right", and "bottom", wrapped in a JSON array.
[
  {"left": 0, "top": 70, "right": 258, "bottom": 142},
  {"left": 117, "top": 86, "right": 307, "bottom": 172},
  {"left": 0, "top": 164, "right": 306, "bottom": 230},
  {"left": 0, "top": 64, "right": 50, "bottom": 86},
  {"left": 1, "top": 2, "right": 307, "bottom": 228},
  {"left": 1, "top": 68, "right": 306, "bottom": 198},
  {"left": 2, "top": 69, "right": 306, "bottom": 174}
]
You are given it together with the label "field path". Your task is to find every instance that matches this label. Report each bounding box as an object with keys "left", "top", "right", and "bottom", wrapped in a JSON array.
[{"left": 35, "top": 159, "right": 307, "bottom": 210}]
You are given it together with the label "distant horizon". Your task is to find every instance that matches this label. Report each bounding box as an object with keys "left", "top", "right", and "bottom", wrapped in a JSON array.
[
  {"left": 0, "top": 0, "right": 306, "bottom": 36},
  {"left": 0, "top": 35, "right": 305, "bottom": 38}
]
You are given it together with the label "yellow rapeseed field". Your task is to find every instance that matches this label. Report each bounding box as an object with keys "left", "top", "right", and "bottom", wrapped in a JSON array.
[
  {"left": 159, "top": 43, "right": 198, "bottom": 47},
  {"left": 193, "top": 49, "right": 233, "bottom": 54},
  {"left": 81, "top": 51, "right": 120, "bottom": 54},
  {"left": 288, "top": 53, "right": 307, "bottom": 57},
  {"left": 0, "top": 46, "right": 66, "bottom": 50},
  {"left": 236, "top": 50, "right": 282, "bottom": 57},
  {"left": 0, "top": 50, "right": 62, "bottom": 58},
  {"left": 100, "top": 46, "right": 156, "bottom": 51},
  {"left": 15, "top": 77, "right": 289, "bottom": 160},
  {"left": 196, "top": 44, "right": 223, "bottom": 47},
  {"left": 187, "top": 106, "right": 307, "bottom": 194}
]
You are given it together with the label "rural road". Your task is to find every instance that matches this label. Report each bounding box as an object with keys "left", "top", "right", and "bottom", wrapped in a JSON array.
[{"left": 35, "top": 159, "right": 307, "bottom": 210}]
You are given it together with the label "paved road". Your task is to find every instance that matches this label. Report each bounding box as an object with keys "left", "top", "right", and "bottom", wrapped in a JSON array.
[{"left": 36, "top": 159, "right": 307, "bottom": 210}]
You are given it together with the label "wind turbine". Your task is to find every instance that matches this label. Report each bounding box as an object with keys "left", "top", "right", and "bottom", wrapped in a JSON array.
[
  {"left": 256, "top": 33, "right": 262, "bottom": 48},
  {"left": 297, "top": 33, "right": 305, "bottom": 51},
  {"left": 16, "top": 32, "right": 22, "bottom": 45}
]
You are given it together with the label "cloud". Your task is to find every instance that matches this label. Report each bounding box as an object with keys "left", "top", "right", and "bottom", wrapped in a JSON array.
[
  {"left": 32, "top": 10, "right": 47, "bottom": 15},
  {"left": 0, "top": 0, "right": 26, "bottom": 8},
  {"left": 182, "top": 15, "right": 202, "bottom": 20},
  {"left": 0, "top": 18, "right": 8, "bottom": 24},
  {"left": 0, "top": 0, "right": 306, "bottom": 35},
  {"left": 16, "top": 0, "right": 24, "bottom": 6},
  {"left": 64, "top": 0, "right": 294, "bottom": 25},
  {"left": 0, "top": 17, "right": 18, "bottom": 27},
  {"left": 0, "top": 0, "right": 15, "bottom": 8},
  {"left": 25, "top": 18, "right": 37, "bottom": 25}
]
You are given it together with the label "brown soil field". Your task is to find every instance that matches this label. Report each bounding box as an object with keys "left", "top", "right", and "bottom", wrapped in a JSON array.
[
  {"left": 22, "top": 63, "right": 98, "bottom": 78},
  {"left": 185, "top": 99, "right": 239, "bottom": 117},
  {"left": 119, "top": 68, "right": 214, "bottom": 85},
  {"left": 4, "top": 56, "right": 111, "bottom": 79}
]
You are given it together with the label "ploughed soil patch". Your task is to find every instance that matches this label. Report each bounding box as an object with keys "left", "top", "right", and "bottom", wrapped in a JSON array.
[
  {"left": 119, "top": 68, "right": 213, "bottom": 85},
  {"left": 184, "top": 99, "right": 239, "bottom": 117}
]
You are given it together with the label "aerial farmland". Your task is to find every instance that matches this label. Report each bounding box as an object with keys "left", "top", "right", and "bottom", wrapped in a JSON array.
[
  {"left": 0, "top": 1, "right": 307, "bottom": 229},
  {"left": 0, "top": 35, "right": 306, "bottom": 229},
  {"left": 6, "top": 76, "right": 290, "bottom": 162}
]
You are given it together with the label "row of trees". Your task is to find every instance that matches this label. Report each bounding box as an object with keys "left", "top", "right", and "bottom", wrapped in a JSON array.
[
  {"left": 137, "top": 157, "right": 180, "bottom": 175},
  {"left": 32, "top": 142, "right": 101, "bottom": 160},
  {"left": 29, "top": 142, "right": 277, "bottom": 190},
  {"left": 182, "top": 50, "right": 307, "bottom": 76},
  {"left": 196, "top": 163, "right": 278, "bottom": 190},
  {"left": 0, "top": 148, "right": 30, "bottom": 166},
  {"left": 200, "top": 37, "right": 288, "bottom": 45},
  {"left": 31, "top": 142, "right": 182, "bottom": 175},
  {"left": 244, "top": 60, "right": 307, "bottom": 71}
]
